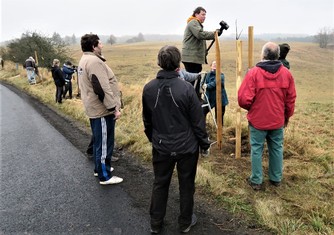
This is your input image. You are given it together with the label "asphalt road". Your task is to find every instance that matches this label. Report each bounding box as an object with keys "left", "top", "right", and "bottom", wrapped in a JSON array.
[
  {"left": 0, "top": 84, "right": 150, "bottom": 234},
  {"left": 0, "top": 83, "right": 270, "bottom": 235}
]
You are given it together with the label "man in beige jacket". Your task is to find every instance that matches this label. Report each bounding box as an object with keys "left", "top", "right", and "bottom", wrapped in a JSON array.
[{"left": 78, "top": 33, "right": 123, "bottom": 185}]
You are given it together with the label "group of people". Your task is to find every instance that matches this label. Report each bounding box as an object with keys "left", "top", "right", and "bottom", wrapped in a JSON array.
[
  {"left": 23, "top": 56, "right": 77, "bottom": 103},
  {"left": 50, "top": 59, "right": 77, "bottom": 103},
  {"left": 75, "top": 6, "right": 295, "bottom": 235}
]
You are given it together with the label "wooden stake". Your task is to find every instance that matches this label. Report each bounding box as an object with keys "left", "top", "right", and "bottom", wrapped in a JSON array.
[
  {"left": 215, "top": 32, "right": 223, "bottom": 150},
  {"left": 34, "top": 50, "right": 39, "bottom": 65},
  {"left": 248, "top": 26, "right": 254, "bottom": 68},
  {"left": 235, "top": 40, "right": 242, "bottom": 159},
  {"left": 247, "top": 26, "right": 254, "bottom": 150}
]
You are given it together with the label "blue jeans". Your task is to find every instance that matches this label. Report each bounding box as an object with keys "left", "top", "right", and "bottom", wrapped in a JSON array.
[
  {"left": 249, "top": 125, "right": 284, "bottom": 184},
  {"left": 26, "top": 68, "right": 36, "bottom": 83},
  {"left": 90, "top": 114, "right": 116, "bottom": 182}
]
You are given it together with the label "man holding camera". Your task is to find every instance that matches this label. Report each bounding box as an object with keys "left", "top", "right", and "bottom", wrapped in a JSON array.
[
  {"left": 62, "top": 61, "right": 76, "bottom": 99},
  {"left": 181, "top": 6, "right": 223, "bottom": 74}
]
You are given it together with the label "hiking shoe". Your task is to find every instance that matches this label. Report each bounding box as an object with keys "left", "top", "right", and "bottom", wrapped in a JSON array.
[
  {"left": 247, "top": 178, "right": 263, "bottom": 191},
  {"left": 94, "top": 167, "right": 114, "bottom": 177},
  {"left": 111, "top": 156, "right": 119, "bottom": 162},
  {"left": 181, "top": 214, "right": 197, "bottom": 233},
  {"left": 99, "top": 176, "right": 123, "bottom": 185},
  {"left": 269, "top": 180, "right": 281, "bottom": 187}
]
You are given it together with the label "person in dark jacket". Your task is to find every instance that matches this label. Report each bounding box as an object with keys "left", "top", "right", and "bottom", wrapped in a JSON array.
[
  {"left": 142, "top": 45, "right": 211, "bottom": 234},
  {"left": 238, "top": 42, "right": 296, "bottom": 191},
  {"left": 202, "top": 60, "right": 228, "bottom": 126},
  {"left": 51, "top": 59, "right": 65, "bottom": 103},
  {"left": 62, "top": 61, "right": 76, "bottom": 99},
  {"left": 279, "top": 43, "right": 291, "bottom": 69}
]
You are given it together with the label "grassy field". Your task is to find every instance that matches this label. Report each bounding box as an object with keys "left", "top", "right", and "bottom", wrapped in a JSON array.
[{"left": 1, "top": 40, "right": 333, "bottom": 234}]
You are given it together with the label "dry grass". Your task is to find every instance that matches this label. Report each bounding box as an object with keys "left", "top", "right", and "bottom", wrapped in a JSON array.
[{"left": 1, "top": 40, "right": 333, "bottom": 234}]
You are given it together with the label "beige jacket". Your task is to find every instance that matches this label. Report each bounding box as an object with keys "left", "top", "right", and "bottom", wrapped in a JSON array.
[{"left": 78, "top": 52, "right": 121, "bottom": 118}]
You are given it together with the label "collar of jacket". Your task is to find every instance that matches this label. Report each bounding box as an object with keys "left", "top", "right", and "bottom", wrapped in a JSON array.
[
  {"left": 83, "top": 52, "right": 106, "bottom": 62},
  {"left": 256, "top": 60, "right": 282, "bottom": 74},
  {"left": 156, "top": 70, "right": 179, "bottom": 79}
]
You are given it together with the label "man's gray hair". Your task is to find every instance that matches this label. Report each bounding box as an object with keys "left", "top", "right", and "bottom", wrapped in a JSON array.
[{"left": 261, "top": 42, "right": 280, "bottom": 60}]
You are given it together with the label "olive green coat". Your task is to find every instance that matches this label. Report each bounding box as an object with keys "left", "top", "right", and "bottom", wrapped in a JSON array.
[{"left": 181, "top": 19, "right": 215, "bottom": 65}]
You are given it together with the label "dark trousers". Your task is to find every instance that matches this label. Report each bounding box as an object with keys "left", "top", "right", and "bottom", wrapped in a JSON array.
[
  {"left": 90, "top": 114, "right": 116, "bottom": 181},
  {"left": 55, "top": 85, "right": 63, "bottom": 103},
  {"left": 203, "top": 105, "right": 226, "bottom": 126},
  {"left": 63, "top": 81, "right": 72, "bottom": 98},
  {"left": 150, "top": 148, "right": 199, "bottom": 228},
  {"left": 182, "top": 62, "right": 202, "bottom": 99}
]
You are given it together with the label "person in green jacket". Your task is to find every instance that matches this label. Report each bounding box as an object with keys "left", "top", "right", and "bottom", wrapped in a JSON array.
[{"left": 181, "top": 6, "right": 222, "bottom": 74}]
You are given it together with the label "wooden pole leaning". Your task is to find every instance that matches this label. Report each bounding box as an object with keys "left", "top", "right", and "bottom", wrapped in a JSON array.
[
  {"left": 235, "top": 40, "right": 242, "bottom": 159},
  {"left": 215, "top": 32, "right": 223, "bottom": 150}
]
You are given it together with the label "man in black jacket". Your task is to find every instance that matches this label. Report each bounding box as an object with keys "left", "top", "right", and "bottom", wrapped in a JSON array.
[{"left": 142, "top": 45, "right": 210, "bottom": 234}]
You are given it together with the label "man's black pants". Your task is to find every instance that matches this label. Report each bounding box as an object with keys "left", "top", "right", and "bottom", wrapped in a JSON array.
[{"left": 150, "top": 148, "right": 199, "bottom": 228}]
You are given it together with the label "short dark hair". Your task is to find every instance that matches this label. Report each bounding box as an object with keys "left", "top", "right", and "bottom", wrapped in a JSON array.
[
  {"left": 157, "top": 46, "right": 181, "bottom": 71},
  {"left": 192, "top": 6, "right": 206, "bottom": 17},
  {"left": 81, "top": 34, "right": 100, "bottom": 52},
  {"left": 262, "top": 42, "right": 280, "bottom": 60}
]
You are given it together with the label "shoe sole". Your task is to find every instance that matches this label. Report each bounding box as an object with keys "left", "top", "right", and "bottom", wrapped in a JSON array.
[{"left": 100, "top": 177, "right": 123, "bottom": 185}]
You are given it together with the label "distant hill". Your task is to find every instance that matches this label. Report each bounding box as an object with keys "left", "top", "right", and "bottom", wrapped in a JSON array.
[{"left": 1, "top": 33, "right": 315, "bottom": 46}]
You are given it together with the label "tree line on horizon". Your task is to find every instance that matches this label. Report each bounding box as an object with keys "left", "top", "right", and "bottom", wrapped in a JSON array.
[{"left": 0, "top": 27, "right": 333, "bottom": 68}]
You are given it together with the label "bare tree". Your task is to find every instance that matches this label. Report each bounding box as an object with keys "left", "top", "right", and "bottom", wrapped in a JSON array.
[
  {"left": 107, "top": 35, "right": 117, "bottom": 45},
  {"left": 314, "top": 27, "right": 334, "bottom": 48}
]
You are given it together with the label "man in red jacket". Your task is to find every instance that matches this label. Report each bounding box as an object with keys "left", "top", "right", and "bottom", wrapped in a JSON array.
[{"left": 238, "top": 42, "right": 296, "bottom": 190}]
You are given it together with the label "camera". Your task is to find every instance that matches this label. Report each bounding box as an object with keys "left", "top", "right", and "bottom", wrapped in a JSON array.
[{"left": 219, "top": 20, "right": 229, "bottom": 31}]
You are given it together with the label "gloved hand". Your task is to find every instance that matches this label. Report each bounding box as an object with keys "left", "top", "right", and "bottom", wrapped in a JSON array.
[{"left": 217, "top": 28, "right": 223, "bottom": 36}]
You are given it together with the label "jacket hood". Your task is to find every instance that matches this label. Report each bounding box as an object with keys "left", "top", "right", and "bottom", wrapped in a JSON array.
[
  {"left": 187, "top": 16, "right": 200, "bottom": 23},
  {"left": 156, "top": 70, "right": 179, "bottom": 79},
  {"left": 256, "top": 60, "right": 282, "bottom": 74}
]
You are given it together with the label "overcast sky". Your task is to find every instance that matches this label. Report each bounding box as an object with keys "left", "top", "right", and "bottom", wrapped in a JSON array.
[{"left": 1, "top": 0, "right": 333, "bottom": 41}]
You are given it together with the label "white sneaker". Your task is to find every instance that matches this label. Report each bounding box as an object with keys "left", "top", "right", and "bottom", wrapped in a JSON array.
[
  {"left": 94, "top": 167, "right": 114, "bottom": 177},
  {"left": 100, "top": 176, "right": 123, "bottom": 185}
]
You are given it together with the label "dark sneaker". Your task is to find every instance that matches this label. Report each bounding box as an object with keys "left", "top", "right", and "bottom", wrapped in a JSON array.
[
  {"left": 247, "top": 178, "right": 263, "bottom": 191},
  {"left": 150, "top": 226, "right": 161, "bottom": 234},
  {"left": 181, "top": 214, "right": 197, "bottom": 233},
  {"left": 269, "top": 180, "right": 281, "bottom": 187},
  {"left": 150, "top": 223, "right": 163, "bottom": 234}
]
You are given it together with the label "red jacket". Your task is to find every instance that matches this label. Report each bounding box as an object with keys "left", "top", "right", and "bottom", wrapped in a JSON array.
[{"left": 238, "top": 61, "right": 296, "bottom": 130}]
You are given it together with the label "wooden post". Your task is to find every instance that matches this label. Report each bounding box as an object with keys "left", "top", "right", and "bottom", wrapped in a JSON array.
[
  {"left": 215, "top": 32, "right": 223, "bottom": 150},
  {"left": 34, "top": 50, "right": 42, "bottom": 82},
  {"left": 34, "top": 50, "right": 39, "bottom": 65},
  {"left": 247, "top": 26, "right": 254, "bottom": 150},
  {"left": 235, "top": 40, "right": 242, "bottom": 159},
  {"left": 248, "top": 26, "right": 254, "bottom": 68}
]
